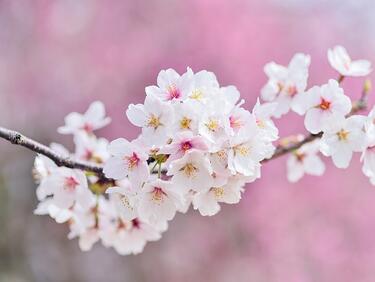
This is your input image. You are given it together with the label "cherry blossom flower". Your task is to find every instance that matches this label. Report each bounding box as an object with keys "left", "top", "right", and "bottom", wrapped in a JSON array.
[
  {"left": 252, "top": 99, "right": 279, "bottom": 141},
  {"left": 171, "top": 100, "right": 199, "bottom": 134},
  {"left": 167, "top": 150, "right": 213, "bottom": 193},
  {"left": 103, "top": 138, "right": 149, "bottom": 187},
  {"left": 286, "top": 139, "right": 325, "bottom": 182},
  {"left": 186, "top": 68, "right": 220, "bottom": 103},
  {"left": 106, "top": 181, "right": 139, "bottom": 221},
  {"left": 192, "top": 176, "right": 244, "bottom": 216},
  {"left": 320, "top": 115, "right": 366, "bottom": 168},
  {"left": 67, "top": 208, "right": 98, "bottom": 251},
  {"left": 198, "top": 102, "right": 231, "bottom": 150},
  {"left": 105, "top": 218, "right": 163, "bottom": 255},
  {"left": 292, "top": 79, "right": 352, "bottom": 134},
  {"left": 261, "top": 53, "right": 310, "bottom": 117},
  {"left": 74, "top": 133, "right": 109, "bottom": 163},
  {"left": 328, "top": 45, "right": 372, "bottom": 77},
  {"left": 145, "top": 68, "right": 193, "bottom": 102},
  {"left": 228, "top": 104, "right": 256, "bottom": 135},
  {"left": 227, "top": 124, "right": 271, "bottom": 177},
  {"left": 126, "top": 94, "right": 173, "bottom": 147},
  {"left": 218, "top": 86, "right": 241, "bottom": 110},
  {"left": 138, "top": 179, "right": 183, "bottom": 225},
  {"left": 38, "top": 167, "right": 94, "bottom": 209},
  {"left": 58, "top": 101, "right": 111, "bottom": 135},
  {"left": 34, "top": 199, "right": 73, "bottom": 223},
  {"left": 159, "top": 131, "right": 208, "bottom": 164},
  {"left": 209, "top": 149, "right": 230, "bottom": 175},
  {"left": 34, "top": 143, "right": 70, "bottom": 200}
]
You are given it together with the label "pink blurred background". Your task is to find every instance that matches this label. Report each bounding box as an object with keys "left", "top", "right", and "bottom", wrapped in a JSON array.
[{"left": 1, "top": 1, "right": 375, "bottom": 281}]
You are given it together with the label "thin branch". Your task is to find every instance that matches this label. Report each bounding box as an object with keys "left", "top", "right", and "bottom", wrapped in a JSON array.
[
  {"left": 263, "top": 86, "right": 369, "bottom": 163},
  {"left": 262, "top": 132, "right": 322, "bottom": 163},
  {"left": 0, "top": 127, "right": 104, "bottom": 174}
]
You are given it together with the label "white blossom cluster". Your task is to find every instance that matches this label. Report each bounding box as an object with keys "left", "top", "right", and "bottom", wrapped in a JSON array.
[
  {"left": 34, "top": 103, "right": 164, "bottom": 255},
  {"left": 32, "top": 45, "right": 373, "bottom": 255},
  {"left": 105, "top": 68, "right": 278, "bottom": 228}
]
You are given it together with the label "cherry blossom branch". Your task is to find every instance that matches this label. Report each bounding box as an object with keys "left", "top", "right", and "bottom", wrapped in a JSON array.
[
  {"left": 0, "top": 89, "right": 369, "bottom": 174},
  {"left": 0, "top": 126, "right": 104, "bottom": 174},
  {"left": 263, "top": 81, "right": 370, "bottom": 163}
]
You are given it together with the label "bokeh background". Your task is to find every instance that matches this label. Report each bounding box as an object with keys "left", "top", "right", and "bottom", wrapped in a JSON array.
[{"left": 1, "top": 0, "right": 375, "bottom": 281}]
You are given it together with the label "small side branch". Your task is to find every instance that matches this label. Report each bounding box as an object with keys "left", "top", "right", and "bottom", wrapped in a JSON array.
[
  {"left": 262, "top": 132, "right": 322, "bottom": 163},
  {"left": 0, "top": 127, "right": 104, "bottom": 174},
  {"left": 263, "top": 88, "right": 369, "bottom": 163}
]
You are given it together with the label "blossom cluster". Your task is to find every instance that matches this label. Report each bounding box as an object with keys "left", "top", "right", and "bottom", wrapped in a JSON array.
[
  {"left": 34, "top": 103, "right": 164, "bottom": 254},
  {"left": 32, "top": 45, "right": 373, "bottom": 255},
  {"left": 106, "top": 67, "right": 279, "bottom": 221}
]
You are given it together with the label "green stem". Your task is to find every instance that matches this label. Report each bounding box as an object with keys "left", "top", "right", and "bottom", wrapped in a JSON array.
[{"left": 158, "top": 163, "right": 161, "bottom": 178}]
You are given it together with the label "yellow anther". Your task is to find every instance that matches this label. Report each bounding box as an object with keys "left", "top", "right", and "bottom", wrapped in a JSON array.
[
  {"left": 148, "top": 114, "right": 161, "bottom": 129},
  {"left": 337, "top": 129, "right": 349, "bottom": 141},
  {"left": 180, "top": 117, "right": 192, "bottom": 129},
  {"left": 181, "top": 163, "right": 197, "bottom": 178},
  {"left": 211, "top": 187, "right": 225, "bottom": 199}
]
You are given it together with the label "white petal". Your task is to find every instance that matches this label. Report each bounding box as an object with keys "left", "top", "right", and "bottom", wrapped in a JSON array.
[
  {"left": 304, "top": 154, "right": 325, "bottom": 176},
  {"left": 287, "top": 157, "right": 304, "bottom": 183},
  {"left": 304, "top": 108, "right": 323, "bottom": 134},
  {"left": 57, "top": 112, "right": 83, "bottom": 134},
  {"left": 103, "top": 157, "right": 128, "bottom": 179},
  {"left": 126, "top": 104, "right": 147, "bottom": 127},
  {"left": 108, "top": 138, "right": 132, "bottom": 156},
  {"left": 331, "top": 147, "right": 353, "bottom": 169},
  {"left": 192, "top": 191, "right": 221, "bottom": 216},
  {"left": 350, "top": 60, "right": 372, "bottom": 76},
  {"left": 85, "top": 101, "right": 105, "bottom": 120},
  {"left": 129, "top": 162, "right": 150, "bottom": 188}
]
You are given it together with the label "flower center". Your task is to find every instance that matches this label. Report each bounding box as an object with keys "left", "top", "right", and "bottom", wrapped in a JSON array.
[
  {"left": 126, "top": 153, "right": 140, "bottom": 170},
  {"left": 319, "top": 98, "right": 331, "bottom": 110},
  {"left": 234, "top": 145, "right": 250, "bottom": 156},
  {"left": 152, "top": 187, "right": 166, "bottom": 203},
  {"left": 295, "top": 152, "right": 306, "bottom": 162},
  {"left": 84, "top": 149, "right": 93, "bottom": 161},
  {"left": 256, "top": 119, "right": 265, "bottom": 128},
  {"left": 286, "top": 85, "right": 297, "bottom": 97},
  {"left": 229, "top": 116, "right": 243, "bottom": 130},
  {"left": 337, "top": 129, "right": 349, "bottom": 141},
  {"left": 117, "top": 219, "right": 127, "bottom": 230},
  {"left": 148, "top": 114, "right": 161, "bottom": 129},
  {"left": 181, "top": 141, "right": 193, "bottom": 152},
  {"left": 215, "top": 150, "right": 227, "bottom": 161},
  {"left": 167, "top": 84, "right": 181, "bottom": 100},
  {"left": 205, "top": 119, "right": 219, "bottom": 132},
  {"left": 84, "top": 149, "right": 103, "bottom": 163},
  {"left": 82, "top": 123, "right": 93, "bottom": 133},
  {"left": 190, "top": 89, "right": 203, "bottom": 100},
  {"left": 180, "top": 117, "right": 192, "bottom": 130},
  {"left": 64, "top": 176, "right": 79, "bottom": 192},
  {"left": 211, "top": 187, "right": 225, "bottom": 199},
  {"left": 181, "top": 163, "right": 198, "bottom": 178}
]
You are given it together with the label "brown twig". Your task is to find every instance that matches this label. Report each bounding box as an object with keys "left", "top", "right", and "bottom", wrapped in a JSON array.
[{"left": 0, "top": 127, "right": 104, "bottom": 174}]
